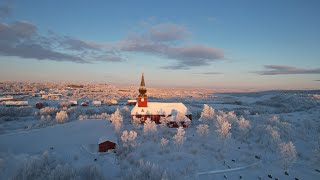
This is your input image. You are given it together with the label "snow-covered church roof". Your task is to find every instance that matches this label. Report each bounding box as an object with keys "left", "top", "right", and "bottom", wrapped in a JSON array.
[{"left": 131, "top": 102, "right": 191, "bottom": 116}]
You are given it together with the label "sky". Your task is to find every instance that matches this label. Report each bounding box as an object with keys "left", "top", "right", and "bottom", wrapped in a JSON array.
[{"left": 0, "top": 0, "right": 319, "bottom": 90}]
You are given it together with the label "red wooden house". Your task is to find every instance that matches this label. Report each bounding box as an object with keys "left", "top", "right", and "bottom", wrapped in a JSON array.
[{"left": 98, "top": 136, "right": 117, "bottom": 152}]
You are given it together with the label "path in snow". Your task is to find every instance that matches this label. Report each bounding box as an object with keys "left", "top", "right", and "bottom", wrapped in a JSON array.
[{"left": 196, "top": 160, "right": 261, "bottom": 176}]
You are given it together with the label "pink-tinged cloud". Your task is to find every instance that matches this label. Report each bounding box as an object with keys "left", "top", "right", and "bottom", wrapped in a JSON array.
[
  {"left": 0, "top": 20, "right": 224, "bottom": 68},
  {"left": 255, "top": 65, "right": 320, "bottom": 75},
  {"left": 118, "top": 23, "right": 225, "bottom": 69},
  {"left": 193, "top": 72, "right": 223, "bottom": 75},
  {"left": 0, "top": 21, "right": 124, "bottom": 63}
]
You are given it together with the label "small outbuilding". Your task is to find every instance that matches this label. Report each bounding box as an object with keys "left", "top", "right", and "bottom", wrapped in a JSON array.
[
  {"left": 35, "top": 102, "right": 44, "bottom": 109},
  {"left": 81, "top": 102, "right": 88, "bottom": 106},
  {"left": 127, "top": 99, "right": 137, "bottom": 106},
  {"left": 92, "top": 100, "right": 102, "bottom": 106},
  {"left": 69, "top": 101, "right": 78, "bottom": 106},
  {"left": 98, "top": 136, "right": 117, "bottom": 152},
  {"left": 4, "top": 101, "right": 28, "bottom": 107}
]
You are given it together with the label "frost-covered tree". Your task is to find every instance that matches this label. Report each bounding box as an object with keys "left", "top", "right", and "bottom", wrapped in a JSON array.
[
  {"left": 78, "top": 115, "right": 88, "bottom": 120},
  {"left": 220, "top": 121, "right": 231, "bottom": 139},
  {"left": 41, "top": 115, "right": 52, "bottom": 121},
  {"left": 13, "top": 152, "right": 105, "bottom": 180},
  {"left": 120, "top": 106, "right": 131, "bottom": 119},
  {"left": 199, "top": 104, "right": 215, "bottom": 124},
  {"left": 40, "top": 107, "right": 57, "bottom": 116},
  {"left": 122, "top": 106, "right": 129, "bottom": 112},
  {"left": 110, "top": 108, "right": 123, "bottom": 132},
  {"left": 160, "top": 138, "right": 169, "bottom": 147},
  {"left": 121, "top": 130, "right": 137, "bottom": 147},
  {"left": 59, "top": 101, "right": 70, "bottom": 108},
  {"left": 173, "top": 127, "right": 186, "bottom": 149},
  {"left": 227, "top": 111, "right": 237, "bottom": 122},
  {"left": 196, "top": 124, "right": 209, "bottom": 137},
  {"left": 131, "top": 115, "right": 141, "bottom": 129},
  {"left": 176, "top": 111, "right": 187, "bottom": 124},
  {"left": 279, "top": 141, "right": 297, "bottom": 170},
  {"left": 55, "top": 111, "right": 68, "bottom": 123},
  {"left": 46, "top": 115, "right": 51, "bottom": 121},
  {"left": 159, "top": 116, "right": 168, "bottom": 128},
  {"left": 215, "top": 114, "right": 231, "bottom": 139},
  {"left": 238, "top": 116, "right": 251, "bottom": 130},
  {"left": 265, "top": 125, "right": 281, "bottom": 150},
  {"left": 78, "top": 113, "right": 110, "bottom": 120},
  {"left": 123, "top": 159, "right": 170, "bottom": 180},
  {"left": 143, "top": 118, "right": 157, "bottom": 134},
  {"left": 235, "top": 116, "right": 251, "bottom": 142}
]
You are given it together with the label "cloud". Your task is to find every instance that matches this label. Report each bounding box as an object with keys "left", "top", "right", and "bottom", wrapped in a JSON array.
[
  {"left": 0, "top": 19, "right": 224, "bottom": 68},
  {"left": 0, "top": 43, "right": 86, "bottom": 63},
  {"left": 255, "top": 65, "right": 320, "bottom": 75},
  {"left": 314, "top": 80, "right": 320, "bottom": 82},
  {"left": 193, "top": 72, "right": 223, "bottom": 75},
  {"left": 0, "top": 21, "right": 124, "bottom": 63},
  {"left": 118, "top": 23, "right": 225, "bottom": 69},
  {"left": 62, "top": 37, "right": 99, "bottom": 51},
  {"left": 165, "top": 46, "right": 224, "bottom": 69}
]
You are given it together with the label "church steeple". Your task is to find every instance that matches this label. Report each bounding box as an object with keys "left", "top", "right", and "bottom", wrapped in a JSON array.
[
  {"left": 138, "top": 71, "right": 147, "bottom": 97},
  {"left": 140, "top": 72, "right": 145, "bottom": 87},
  {"left": 137, "top": 70, "right": 148, "bottom": 107}
]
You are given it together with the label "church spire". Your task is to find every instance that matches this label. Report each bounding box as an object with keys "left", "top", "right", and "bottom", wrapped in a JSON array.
[
  {"left": 140, "top": 72, "right": 145, "bottom": 87},
  {"left": 138, "top": 70, "right": 147, "bottom": 97}
]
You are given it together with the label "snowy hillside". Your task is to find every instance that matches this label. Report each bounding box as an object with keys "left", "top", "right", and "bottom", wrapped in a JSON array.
[{"left": 0, "top": 90, "right": 319, "bottom": 179}]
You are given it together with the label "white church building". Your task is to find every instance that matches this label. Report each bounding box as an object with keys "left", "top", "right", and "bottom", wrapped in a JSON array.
[{"left": 131, "top": 71, "right": 192, "bottom": 127}]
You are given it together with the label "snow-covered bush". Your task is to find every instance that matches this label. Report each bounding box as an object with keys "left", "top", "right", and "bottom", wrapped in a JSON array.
[
  {"left": 110, "top": 108, "right": 123, "bottom": 132},
  {"left": 78, "top": 165, "right": 105, "bottom": 180},
  {"left": 123, "top": 159, "right": 170, "bottom": 180},
  {"left": 121, "top": 130, "right": 137, "bottom": 147},
  {"left": 58, "top": 101, "right": 70, "bottom": 108},
  {"left": 73, "top": 106, "right": 114, "bottom": 119},
  {"left": 279, "top": 141, "right": 297, "bottom": 170},
  {"left": 55, "top": 111, "right": 68, "bottom": 123},
  {"left": 78, "top": 113, "right": 110, "bottom": 120},
  {"left": 131, "top": 116, "right": 141, "bottom": 129},
  {"left": 143, "top": 118, "right": 157, "bottom": 134},
  {"left": 40, "top": 107, "right": 57, "bottom": 116},
  {"left": 12, "top": 151, "right": 105, "bottom": 180},
  {"left": 160, "top": 138, "right": 169, "bottom": 147},
  {"left": 0, "top": 107, "right": 33, "bottom": 117},
  {"left": 199, "top": 104, "right": 215, "bottom": 124},
  {"left": 41, "top": 115, "right": 52, "bottom": 121},
  {"left": 196, "top": 124, "right": 209, "bottom": 137},
  {"left": 173, "top": 127, "right": 186, "bottom": 149}
]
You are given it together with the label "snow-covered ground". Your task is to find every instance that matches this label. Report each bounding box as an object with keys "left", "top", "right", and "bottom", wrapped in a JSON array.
[{"left": 0, "top": 89, "right": 320, "bottom": 179}]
